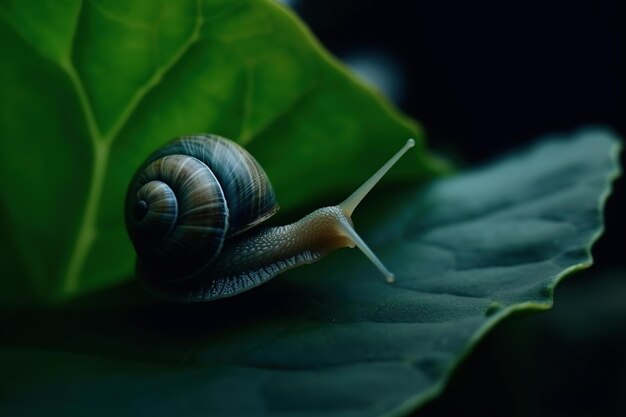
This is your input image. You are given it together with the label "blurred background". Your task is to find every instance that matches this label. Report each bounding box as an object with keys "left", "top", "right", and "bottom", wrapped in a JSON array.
[{"left": 284, "top": 0, "right": 625, "bottom": 415}]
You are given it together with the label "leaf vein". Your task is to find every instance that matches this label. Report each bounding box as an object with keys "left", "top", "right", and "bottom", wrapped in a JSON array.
[{"left": 103, "top": 0, "right": 205, "bottom": 144}]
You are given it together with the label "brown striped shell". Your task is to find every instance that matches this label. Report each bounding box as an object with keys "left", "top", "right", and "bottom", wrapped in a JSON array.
[{"left": 125, "top": 134, "right": 279, "bottom": 282}]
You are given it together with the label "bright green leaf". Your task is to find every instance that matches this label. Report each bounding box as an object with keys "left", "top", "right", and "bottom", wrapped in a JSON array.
[
  {"left": 0, "top": 0, "right": 444, "bottom": 304},
  {"left": 1, "top": 130, "right": 620, "bottom": 417}
]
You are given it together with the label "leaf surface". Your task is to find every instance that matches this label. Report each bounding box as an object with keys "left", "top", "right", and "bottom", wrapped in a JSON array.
[
  {"left": 1, "top": 130, "right": 620, "bottom": 417},
  {"left": 0, "top": 0, "right": 443, "bottom": 303}
]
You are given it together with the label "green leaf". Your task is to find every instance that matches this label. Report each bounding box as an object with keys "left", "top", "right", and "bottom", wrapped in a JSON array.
[
  {"left": 0, "top": 0, "right": 445, "bottom": 304},
  {"left": 1, "top": 130, "right": 620, "bottom": 417}
]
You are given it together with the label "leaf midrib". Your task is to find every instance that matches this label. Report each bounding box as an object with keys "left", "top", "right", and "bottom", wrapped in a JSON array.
[{"left": 60, "top": 0, "right": 205, "bottom": 294}]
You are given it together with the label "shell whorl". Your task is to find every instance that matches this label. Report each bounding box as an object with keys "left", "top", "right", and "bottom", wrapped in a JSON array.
[
  {"left": 125, "top": 134, "right": 279, "bottom": 282},
  {"left": 142, "top": 134, "right": 279, "bottom": 236},
  {"left": 127, "top": 155, "right": 229, "bottom": 281}
]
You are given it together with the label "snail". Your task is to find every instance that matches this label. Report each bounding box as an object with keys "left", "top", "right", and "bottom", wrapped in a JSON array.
[{"left": 125, "top": 134, "right": 415, "bottom": 302}]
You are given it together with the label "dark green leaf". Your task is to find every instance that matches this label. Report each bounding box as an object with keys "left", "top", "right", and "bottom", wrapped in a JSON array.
[
  {"left": 0, "top": 0, "right": 444, "bottom": 303},
  {"left": 1, "top": 130, "right": 620, "bottom": 417}
]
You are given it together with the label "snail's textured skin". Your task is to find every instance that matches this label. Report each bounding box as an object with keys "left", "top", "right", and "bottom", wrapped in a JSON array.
[{"left": 141, "top": 207, "right": 354, "bottom": 302}]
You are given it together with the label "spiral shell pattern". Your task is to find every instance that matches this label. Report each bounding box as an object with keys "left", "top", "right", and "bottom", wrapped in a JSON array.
[
  {"left": 145, "top": 134, "right": 279, "bottom": 236},
  {"left": 125, "top": 134, "right": 278, "bottom": 282},
  {"left": 126, "top": 154, "right": 229, "bottom": 280}
]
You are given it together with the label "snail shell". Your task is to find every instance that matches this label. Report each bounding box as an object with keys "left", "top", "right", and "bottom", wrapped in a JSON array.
[{"left": 125, "top": 134, "right": 278, "bottom": 283}]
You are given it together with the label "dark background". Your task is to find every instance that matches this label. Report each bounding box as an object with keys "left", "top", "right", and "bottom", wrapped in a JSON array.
[{"left": 290, "top": 0, "right": 625, "bottom": 415}]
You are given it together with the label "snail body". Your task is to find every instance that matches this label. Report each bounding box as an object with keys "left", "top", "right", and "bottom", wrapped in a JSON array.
[{"left": 126, "top": 134, "right": 415, "bottom": 302}]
